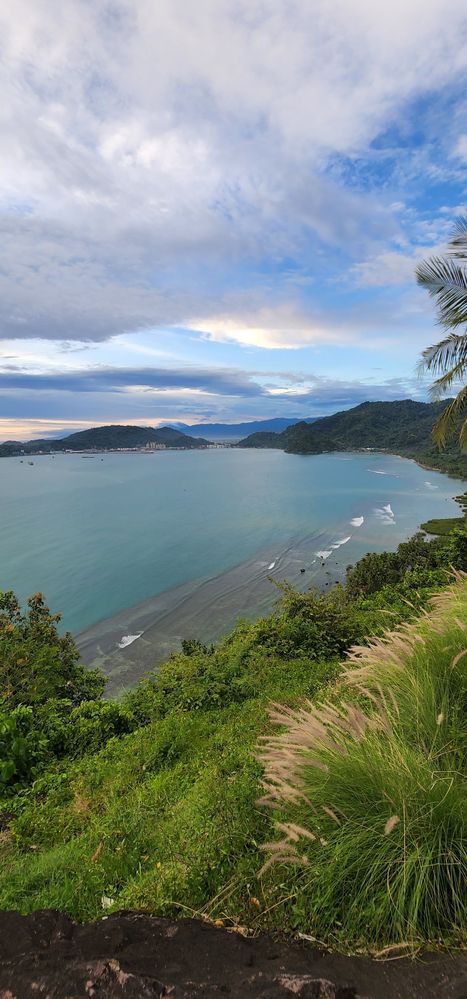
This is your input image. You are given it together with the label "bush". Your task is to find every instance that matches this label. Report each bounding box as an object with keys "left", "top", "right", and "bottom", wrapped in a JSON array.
[
  {"left": 66, "top": 700, "right": 135, "bottom": 757},
  {"left": 258, "top": 574, "right": 467, "bottom": 945},
  {"left": 0, "top": 705, "right": 48, "bottom": 788},
  {"left": 345, "top": 530, "right": 465, "bottom": 599},
  {"left": 0, "top": 591, "right": 104, "bottom": 708}
]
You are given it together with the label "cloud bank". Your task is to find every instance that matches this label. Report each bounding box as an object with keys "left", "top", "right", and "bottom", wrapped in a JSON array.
[{"left": 1, "top": 1, "right": 466, "bottom": 346}]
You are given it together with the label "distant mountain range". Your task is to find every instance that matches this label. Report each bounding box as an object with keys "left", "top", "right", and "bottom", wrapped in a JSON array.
[
  {"left": 168, "top": 417, "right": 318, "bottom": 440},
  {"left": 0, "top": 424, "right": 209, "bottom": 456},
  {"left": 237, "top": 400, "right": 467, "bottom": 479}
]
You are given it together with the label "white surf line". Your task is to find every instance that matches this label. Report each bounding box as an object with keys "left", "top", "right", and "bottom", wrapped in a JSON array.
[
  {"left": 316, "top": 532, "right": 354, "bottom": 560},
  {"left": 350, "top": 515, "right": 364, "bottom": 527},
  {"left": 368, "top": 469, "right": 400, "bottom": 477},
  {"left": 425, "top": 481, "right": 438, "bottom": 489},
  {"left": 117, "top": 632, "right": 143, "bottom": 649},
  {"left": 330, "top": 535, "right": 352, "bottom": 549}
]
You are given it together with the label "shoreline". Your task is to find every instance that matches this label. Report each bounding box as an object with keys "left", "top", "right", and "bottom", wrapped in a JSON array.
[
  {"left": 76, "top": 535, "right": 345, "bottom": 697},
  {"left": 62, "top": 451, "right": 464, "bottom": 696},
  {"left": 75, "top": 457, "right": 466, "bottom": 698}
]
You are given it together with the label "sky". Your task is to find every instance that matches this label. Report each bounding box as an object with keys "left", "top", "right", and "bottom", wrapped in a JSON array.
[{"left": 1, "top": 0, "right": 467, "bottom": 439}]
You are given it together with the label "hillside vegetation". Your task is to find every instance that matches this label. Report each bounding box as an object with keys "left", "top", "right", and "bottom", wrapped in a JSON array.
[
  {"left": 238, "top": 400, "right": 467, "bottom": 478},
  {"left": 0, "top": 523, "right": 466, "bottom": 949}
]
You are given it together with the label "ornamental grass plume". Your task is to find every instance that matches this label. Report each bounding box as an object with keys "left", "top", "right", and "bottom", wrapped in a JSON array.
[{"left": 258, "top": 574, "right": 467, "bottom": 945}]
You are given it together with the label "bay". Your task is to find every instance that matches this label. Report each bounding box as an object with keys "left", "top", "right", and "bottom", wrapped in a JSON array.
[{"left": 0, "top": 449, "right": 464, "bottom": 692}]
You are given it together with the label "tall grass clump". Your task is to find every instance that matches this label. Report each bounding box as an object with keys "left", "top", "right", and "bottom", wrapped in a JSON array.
[{"left": 258, "top": 574, "right": 467, "bottom": 946}]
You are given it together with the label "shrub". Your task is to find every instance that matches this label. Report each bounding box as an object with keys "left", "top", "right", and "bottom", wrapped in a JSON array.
[
  {"left": 65, "top": 700, "right": 135, "bottom": 756},
  {"left": 345, "top": 531, "right": 463, "bottom": 599},
  {"left": 0, "top": 704, "right": 48, "bottom": 788},
  {"left": 0, "top": 591, "right": 104, "bottom": 707},
  {"left": 258, "top": 574, "right": 467, "bottom": 945}
]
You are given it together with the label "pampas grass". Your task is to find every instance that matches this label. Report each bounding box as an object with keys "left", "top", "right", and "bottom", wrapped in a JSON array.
[{"left": 258, "top": 574, "right": 467, "bottom": 945}]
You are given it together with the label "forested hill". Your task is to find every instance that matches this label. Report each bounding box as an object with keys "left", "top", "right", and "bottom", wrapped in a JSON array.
[
  {"left": 237, "top": 400, "right": 467, "bottom": 478},
  {"left": 0, "top": 424, "right": 210, "bottom": 456}
]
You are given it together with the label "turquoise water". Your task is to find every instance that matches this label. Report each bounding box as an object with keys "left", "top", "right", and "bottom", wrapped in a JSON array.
[{"left": 0, "top": 449, "right": 464, "bottom": 635}]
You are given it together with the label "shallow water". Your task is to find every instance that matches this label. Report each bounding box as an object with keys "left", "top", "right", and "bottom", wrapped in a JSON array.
[{"left": 0, "top": 449, "right": 464, "bottom": 691}]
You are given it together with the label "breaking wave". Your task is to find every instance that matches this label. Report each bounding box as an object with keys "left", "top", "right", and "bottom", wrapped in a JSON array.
[
  {"left": 117, "top": 632, "right": 143, "bottom": 649},
  {"left": 374, "top": 502, "right": 396, "bottom": 525}
]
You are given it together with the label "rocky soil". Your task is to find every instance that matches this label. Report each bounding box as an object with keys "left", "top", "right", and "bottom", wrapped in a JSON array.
[{"left": 0, "top": 910, "right": 464, "bottom": 999}]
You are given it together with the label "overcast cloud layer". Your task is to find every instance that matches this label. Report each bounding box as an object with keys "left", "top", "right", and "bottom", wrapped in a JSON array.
[{"left": 1, "top": 1, "right": 467, "bottom": 435}]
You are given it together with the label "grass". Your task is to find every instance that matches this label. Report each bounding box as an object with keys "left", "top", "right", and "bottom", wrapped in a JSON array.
[
  {"left": 420, "top": 517, "right": 465, "bottom": 535},
  {"left": 0, "top": 572, "right": 465, "bottom": 949},
  {"left": 258, "top": 575, "right": 467, "bottom": 945},
  {"left": 0, "top": 650, "right": 339, "bottom": 925}
]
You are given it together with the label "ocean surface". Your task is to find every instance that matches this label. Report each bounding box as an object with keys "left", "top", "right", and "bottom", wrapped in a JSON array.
[{"left": 0, "top": 449, "right": 464, "bottom": 692}]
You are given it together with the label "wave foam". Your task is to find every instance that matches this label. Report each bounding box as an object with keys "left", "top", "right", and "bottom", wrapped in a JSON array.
[
  {"left": 117, "top": 632, "right": 143, "bottom": 649},
  {"left": 368, "top": 470, "right": 400, "bottom": 478},
  {"left": 374, "top": 503, "right": 396, "bottom": 525},
  {"left": 330, "top": 536, "right": 352, "bottom": 549},
  {"left": 316, "top": 550, "right": 333, "bottom": 560},
  {"left": 350, "top": 515, "right": 364, "bottom": 527}
]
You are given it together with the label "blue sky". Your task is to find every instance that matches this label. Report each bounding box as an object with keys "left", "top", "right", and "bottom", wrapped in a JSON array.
[{"left": 1, "top": 0, "right": 467, "bottom": 438}]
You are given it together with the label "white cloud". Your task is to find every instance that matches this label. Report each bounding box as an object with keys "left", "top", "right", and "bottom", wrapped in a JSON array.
[
  {"left": 0, "top": 0, "right": 466, "bottom": 344},
  {"left": 187, "top": 305, "right": 351, "bottom": 349},
  {"left": 454, "top": 135, "right": 467, "bottom": 161}
]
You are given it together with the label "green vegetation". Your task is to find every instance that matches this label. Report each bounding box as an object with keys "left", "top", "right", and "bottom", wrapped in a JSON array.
[
  {"left": 259, "top": 577, "right": 466, "bottom": 944},
  {"left": 420, "top": 517, "right": 465, "bottom": 535},
  {"left": 238, "top": 400, "right": 467, "bottom": 479},
  {"left": 420, "top": 490, "right": 467, "bottom": 535},
  {"left": 0, "top": 525, "right": 465, "bottom": 948}
]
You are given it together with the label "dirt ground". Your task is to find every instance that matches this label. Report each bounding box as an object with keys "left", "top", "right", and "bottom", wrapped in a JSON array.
[{"left": 0, "top": 909, "right": 465, "bottom": 998}]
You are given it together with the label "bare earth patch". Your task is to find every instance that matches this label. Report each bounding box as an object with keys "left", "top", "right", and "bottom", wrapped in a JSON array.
[{"left": 0, "top": 910, "right": 464, "bottom": 998}]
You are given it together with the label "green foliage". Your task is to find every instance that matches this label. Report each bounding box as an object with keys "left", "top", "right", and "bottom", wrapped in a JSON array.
[
  {"left": 345, "top": 529, "right": 467, "bottom": 598},
  {"left": 0, "top": 705, "right": 47, "bottom": 787},
  {"left": 420, "top": 517, "right": 465, "bottom": 535},
  {"left": 65, "top": 700, "right": 135, "bottom": 757},
  {"left": 0, "top": 536, "right": 465, "bottom": 948},
  {"left": 0, "top": 591, "right": 104, "bottom": 708},
  {"left": 259, "top": 577, "right": 467, "bottom": 945},
  {"left": 250, "top": 584, "right": 361, "bottom": 660},
  {"left": 0, "top": 592, "right": 136, "bottom": 791}
]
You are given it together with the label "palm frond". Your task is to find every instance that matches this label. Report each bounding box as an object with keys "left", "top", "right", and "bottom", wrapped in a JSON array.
[
  {"left": 448, "top": 216, "right": 467, "bottom": 260},
  {"left": 420, "top": 332, "right": 467, "bottom": 376},
  {"left": 431, "top": 386, "right": 467, "bottom": 448},
  {"left": 428, "top": 358, "right": 466, "bottom": 397},
  {"left": 417, "top": 216, "right": 467, "bottom": 451},
  {"left": 415, "top": 256, "right": 467, "bottom": 328}
]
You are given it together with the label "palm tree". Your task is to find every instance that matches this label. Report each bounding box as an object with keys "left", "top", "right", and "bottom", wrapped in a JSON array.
[{"left": 416, "top": 216, "right": 467, "bottom": 449}]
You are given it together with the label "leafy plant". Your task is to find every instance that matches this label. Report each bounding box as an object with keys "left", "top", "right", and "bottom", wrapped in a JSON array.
[{"left": 0, "top": 591, "right": 104, "bottom": 708}]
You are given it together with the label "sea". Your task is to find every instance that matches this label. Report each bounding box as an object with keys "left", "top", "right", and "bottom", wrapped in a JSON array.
[{"left": 0, "top": 448, "right": 464, "bottom": 693}]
